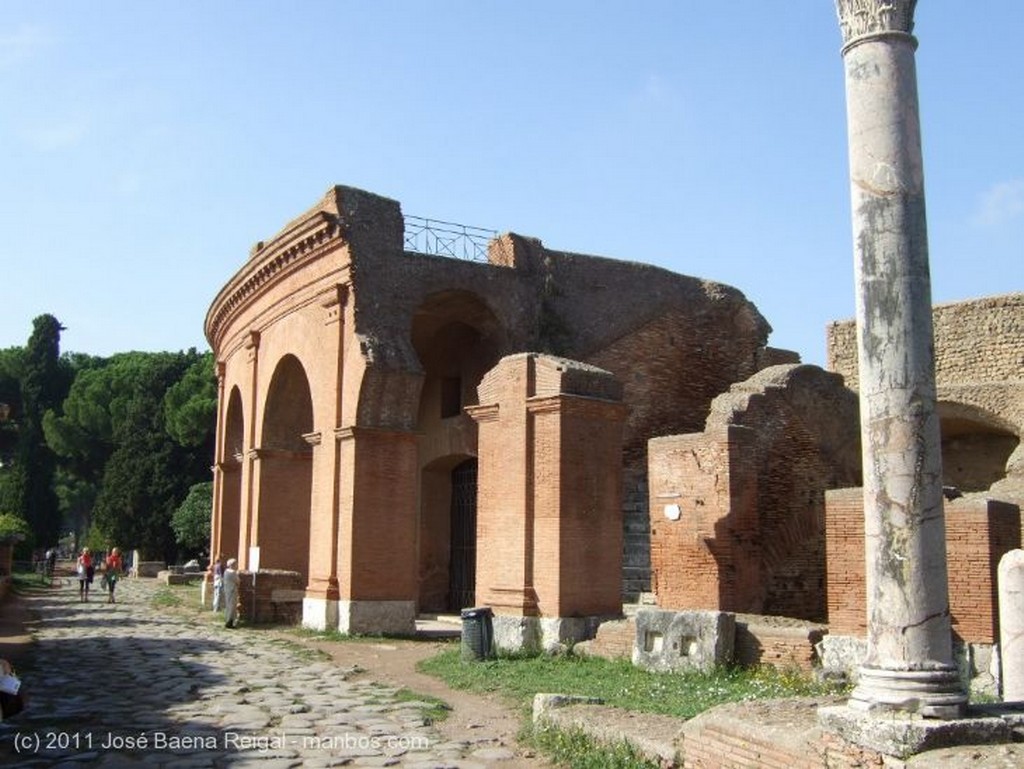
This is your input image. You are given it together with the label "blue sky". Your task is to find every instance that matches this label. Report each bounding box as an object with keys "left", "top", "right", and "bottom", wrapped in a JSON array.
[{"left": 2, "top": 2, "right": 1021, "bottom": 366}]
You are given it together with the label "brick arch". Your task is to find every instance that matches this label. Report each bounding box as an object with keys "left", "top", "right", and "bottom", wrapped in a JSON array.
[
  {"left": 217, "top": 386, "right": 244, "bottom": 562},
  {"left": 256, "top": 354, "right": 314, "bottom": 579},
  {"left": 262, "top": 354, "right": 314, "bottom": 450},
  {"left": 938, "top": 400, "right": 1021, "bottom": 494},
  {"left": 412, "top": 289, "right": 505, "bottom": 460}
]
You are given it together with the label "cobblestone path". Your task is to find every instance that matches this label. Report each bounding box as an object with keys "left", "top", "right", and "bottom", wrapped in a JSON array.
[{"left": 0, "top": 579, "right": 515, "bottom": 768}]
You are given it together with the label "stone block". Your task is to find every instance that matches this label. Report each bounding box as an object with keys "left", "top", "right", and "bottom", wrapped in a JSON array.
[
  {"left": 135, "top": 561, "right": 165, "bottom": 578},
  {"left": 632, "top": 608, "right": 734, "bottom": 673}
]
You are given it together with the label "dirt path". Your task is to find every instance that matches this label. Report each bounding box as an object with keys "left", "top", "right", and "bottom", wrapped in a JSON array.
[{"left": 275, "top": 632, "right": 555, "bottom": 767}]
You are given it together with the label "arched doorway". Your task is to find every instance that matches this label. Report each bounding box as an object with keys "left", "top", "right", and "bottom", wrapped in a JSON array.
[
  {"left": 418, "top": 454, "right": 478, "bottom": 613},
  {"left": 256, "top": 355, "right": 314, "bottom": 580},
  {"left": 411, "top": 290, "right": 503, "bottom": 613},
  {"left": 218, "top": 386, "right": 244, "bottom": 562}
]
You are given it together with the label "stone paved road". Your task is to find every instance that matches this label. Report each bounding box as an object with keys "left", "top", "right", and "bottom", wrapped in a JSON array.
[{"left": 0, "top": 579, "right": 513, "bottom": 768}]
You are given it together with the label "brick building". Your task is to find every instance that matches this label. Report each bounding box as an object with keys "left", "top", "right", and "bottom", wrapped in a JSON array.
[{"left": 204, "top": 184, "right": 783, "bottom": 640}]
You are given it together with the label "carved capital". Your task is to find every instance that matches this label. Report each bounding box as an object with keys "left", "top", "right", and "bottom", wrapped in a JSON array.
[{"left": 836, "top": 0, "right": 916, "bottom": 47}]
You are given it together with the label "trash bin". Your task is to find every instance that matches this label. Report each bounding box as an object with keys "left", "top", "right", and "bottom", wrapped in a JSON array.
[{"left": 460, "top": 606, "right": 495, "bottom": 661}]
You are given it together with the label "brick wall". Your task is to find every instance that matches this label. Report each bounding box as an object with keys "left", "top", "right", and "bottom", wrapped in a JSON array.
[
  {"left": 237, "top": 569, "right": 305, "bottom": 624},
  {"left": 946, "top": 500, "right": 1021, "bottom": 642},
  {"left": 254, "top": 450, "right": 312, "bottom": 578},
  {"left": 473, "top": 354, "right": 625, "bottom": 619},
  {"left": 345, "top": 428, "right": 419, "bottom": 600},
  {"left": 825, "top": 489, "right": 1022, "bottom": 643},
  {"left": 651, "top": 366, "right": 860, "bottom": 621},
  {"left": 734, "top": 616, "right": 826, "bottom": 674}
]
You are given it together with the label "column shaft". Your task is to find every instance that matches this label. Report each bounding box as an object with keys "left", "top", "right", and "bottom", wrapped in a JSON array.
[{"left": 836, "top": 0, "right": 966, "bottom": 717}]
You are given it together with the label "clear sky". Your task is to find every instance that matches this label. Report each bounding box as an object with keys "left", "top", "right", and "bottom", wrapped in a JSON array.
[{"left": 2, "top": 2, "right": 1021, "bottom": 366}]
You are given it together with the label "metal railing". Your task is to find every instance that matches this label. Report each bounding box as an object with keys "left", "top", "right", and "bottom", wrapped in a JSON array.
[{"left": 404, "top": 215, "right": 497, "bottom": 263}]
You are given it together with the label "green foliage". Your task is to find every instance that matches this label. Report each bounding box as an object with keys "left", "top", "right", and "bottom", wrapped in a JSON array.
[
  {"left": 0, "top": 512, "right": 31, "bottom": 540},
  {"left": 171, "top": 481, "right": 212, "bottom": 557},
  {"left": 0, "top": 346, "right": 24, "bottom": 467},
  {"left": 11, "top": 315, "right": 68, "bottom": 547},
  {"left": 164, "top": 351, "right": 217, "bottom": 449},
  {"left": 43, "top": 349, "right": 215, "bottom": 560}
]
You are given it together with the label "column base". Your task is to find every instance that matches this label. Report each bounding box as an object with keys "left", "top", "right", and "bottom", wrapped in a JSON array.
[
  {"left": 337, "top": 600, "right": 415, "bottom": 635},
  {"left": 849, "top": 666, "right": 968, "bottom": 719},
  {"left": 819, "top": 704, "right": 1015, "bottom": 761},
  {"left": 302, "top": 596, "right": 339, "bottom": 631}
]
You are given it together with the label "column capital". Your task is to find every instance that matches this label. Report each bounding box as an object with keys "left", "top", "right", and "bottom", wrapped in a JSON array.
[{"left": 836, "top": 0, "right": 916, "bottom": 49}]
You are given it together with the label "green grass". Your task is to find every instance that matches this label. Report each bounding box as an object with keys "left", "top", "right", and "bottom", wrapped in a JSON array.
[
  {"left": 391, "top": 687, "right": 452, "bottom": 724},
  {"left": 419, "top": 649, "right": 848, "bottom": 768},
  {"left": 150, "top": 585, "right": 187, "bottom": 608},
  {"left": 526, "top": 724, "right": 661, "bottom": 769},
  {"left": 418, "top": 649, "right": 846, "bottom": 720}
]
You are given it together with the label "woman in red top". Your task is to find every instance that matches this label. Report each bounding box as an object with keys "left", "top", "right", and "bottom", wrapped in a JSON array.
[
  {"left": 77, "top": 548, "right": 93, "bottom": 602},
  {"left": 104, "top": 548, "right": 124, "bottom": 604}
]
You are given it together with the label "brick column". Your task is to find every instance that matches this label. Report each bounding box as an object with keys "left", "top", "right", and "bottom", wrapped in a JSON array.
[
  {"left": 333, "top": 426, "right": 418, "bottom": 635},
  {"left": 470, "top": 353, "right": 626, "bottom": 651},
  {"left": 834, "top": 0, "right": 965, "bottom": 717}
]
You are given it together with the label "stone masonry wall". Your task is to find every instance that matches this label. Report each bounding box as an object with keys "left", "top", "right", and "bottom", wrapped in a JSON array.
[
  {"left": 825, "top": 488, "right": 1022, "bottom": 643},
  {"left": 827, "top": 293, "right": 1024, "bottom": 390}
]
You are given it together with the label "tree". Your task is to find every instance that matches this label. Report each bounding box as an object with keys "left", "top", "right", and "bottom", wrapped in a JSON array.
[
  {"left": 164, "top": 351, "right": 217, "bottom": 451},
  {"left": 0, "top": 512, "right": 31, "bottom": 541},
  {"left": 171, "top": 481, "right": 212, "bottom": 558},
  {"left": 12, "top": 315, "right": 66, "bottom": 548},
  {"left": 47, "top": 350, "right": 214, "bottom": 560}
]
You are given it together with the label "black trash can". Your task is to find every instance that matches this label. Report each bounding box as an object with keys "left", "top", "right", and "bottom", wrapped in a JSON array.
[{"left": 460, "top": 606, "right": 495, "bottom": 661}]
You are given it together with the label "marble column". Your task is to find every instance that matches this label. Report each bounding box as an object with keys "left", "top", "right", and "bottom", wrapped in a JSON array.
[
  {"left": 834, "top": 0, "right": 966, "bottom": 717},
  {"left": 998, "top": 549, "right": 1024, "bottom": 701}
]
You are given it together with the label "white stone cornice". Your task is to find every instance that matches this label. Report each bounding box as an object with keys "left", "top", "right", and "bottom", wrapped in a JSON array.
[{"left": 836, "top": 0, "right": 916, "bottom": 48}]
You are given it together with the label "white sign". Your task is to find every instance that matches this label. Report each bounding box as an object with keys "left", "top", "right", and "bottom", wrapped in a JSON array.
[
  {"left": 248, "top": 545, "right": 261, "bottom": 573},
  {"left": 664, "top": 504, "right": 681, "bottom": 521}
]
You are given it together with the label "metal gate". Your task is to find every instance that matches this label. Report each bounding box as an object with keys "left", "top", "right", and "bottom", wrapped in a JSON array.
[{"left": 447, "top": 458, "right": 477, "bottom": 611}]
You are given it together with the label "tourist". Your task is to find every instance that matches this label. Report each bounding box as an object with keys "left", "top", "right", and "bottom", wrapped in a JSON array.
[
  {"left": 222, "top": 558, "right": 239, "bottom": 628},
  {"left": 76, "top": 548, "right": 94, "bottom": 602},
  {"left": 210, "top": 553, "right": 225, "bottom": 613},
  {"left": 104, "top": 547, "right": 124, "bottom": 604},
  {"left": 44, "top": 547, "right": 57, "bottom": 585}
]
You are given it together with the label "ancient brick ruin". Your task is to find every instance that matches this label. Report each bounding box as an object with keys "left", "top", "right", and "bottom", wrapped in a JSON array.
[
  {"left": 205, "top": 184, "right": 1022, "bottom": 663},
  {"left": 205, "top": 184, "right": 781, "bottom": 641}
]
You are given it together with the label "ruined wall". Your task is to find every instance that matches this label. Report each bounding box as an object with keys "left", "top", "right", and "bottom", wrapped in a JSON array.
[
  {"left": 827, "top": 293, "right": 1024, "bottom": 511},
  {"left": 827, "top": 293, "right": 1024, "bottom": 389},
  {"left": 649, "top": 365, "right": 861, "bottom": 621},
  {"left": 826, "top": 489, "right": 1022, "bottom": 644}
]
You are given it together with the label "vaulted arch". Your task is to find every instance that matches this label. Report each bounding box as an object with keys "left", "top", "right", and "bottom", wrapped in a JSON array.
[{"left": 255, "top": 354, "right": 314, "bottom": 579}]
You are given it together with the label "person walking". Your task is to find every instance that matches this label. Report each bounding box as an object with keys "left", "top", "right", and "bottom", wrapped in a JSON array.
[
  {"left": 104, "top": 547, "right": 124, "bottom": 604},
  {"left": 77, "top": 548, "right": 94, "bottom": 602},
  {"left": 222, "top": 558, "right": 240, "bottom": 628}
]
